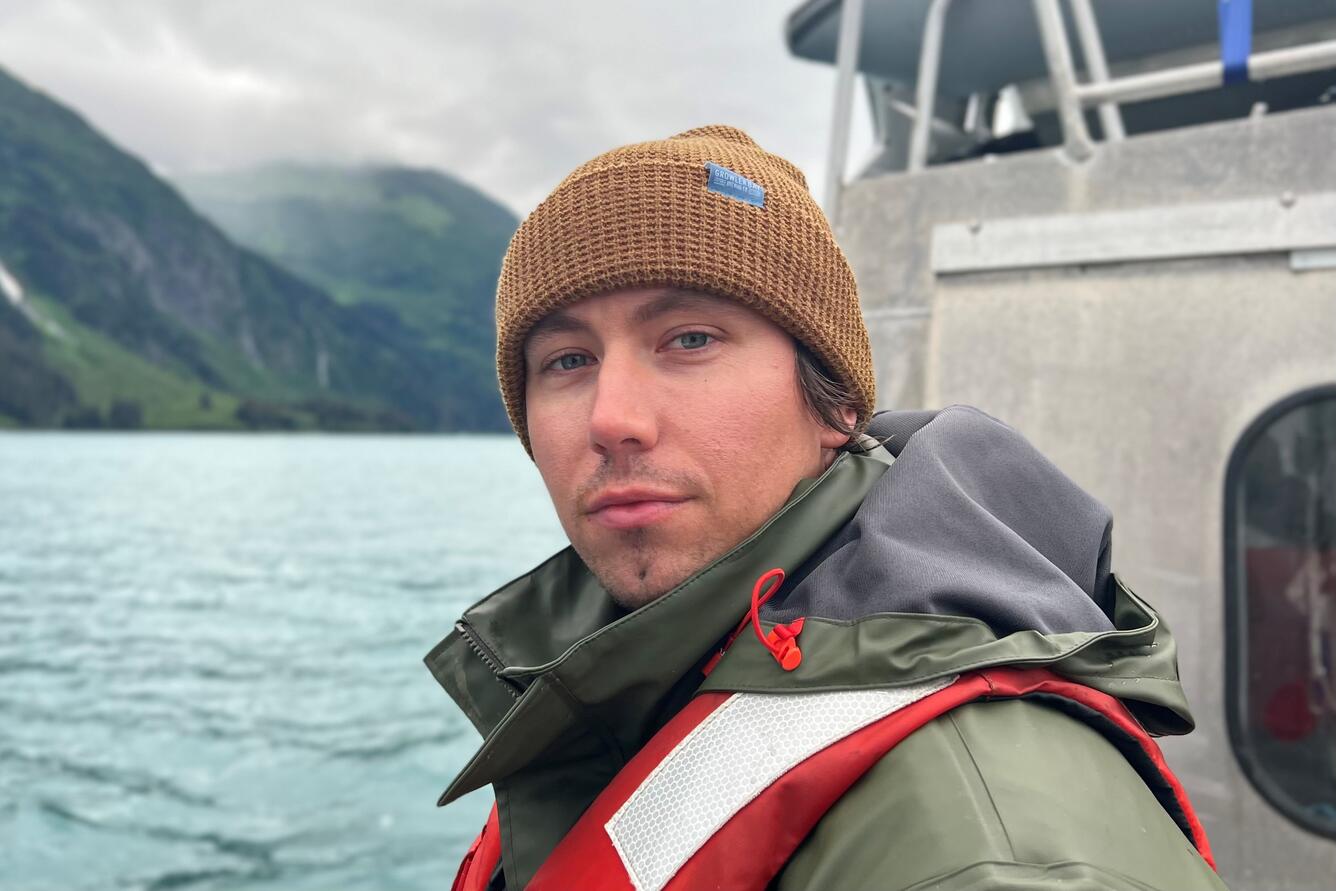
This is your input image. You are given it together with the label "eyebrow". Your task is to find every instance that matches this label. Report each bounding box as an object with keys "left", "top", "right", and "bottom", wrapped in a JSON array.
[
  {"left": 629, "top": 289, "right": 728, "bottom": 326},
  {"left": 525, "top": 310, "right": 590, "bottom": 346},
  {"left": 524, "top": 288, "right": 729, "bottom": 351}
]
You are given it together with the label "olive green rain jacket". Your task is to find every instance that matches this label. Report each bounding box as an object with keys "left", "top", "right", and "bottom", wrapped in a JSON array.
[{"left": 425, "top": 405, "right": 1228, "bottom": 890}]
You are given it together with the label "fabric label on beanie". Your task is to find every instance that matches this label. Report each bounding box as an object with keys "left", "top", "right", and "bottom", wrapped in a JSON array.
[{"left": 705, "top": 162, "right": 765, "bottom": 208}]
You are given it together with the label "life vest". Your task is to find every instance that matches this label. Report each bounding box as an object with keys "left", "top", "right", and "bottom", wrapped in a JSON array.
[{"left": 452, "top": 666, "right": 1216, "bottom": 891}]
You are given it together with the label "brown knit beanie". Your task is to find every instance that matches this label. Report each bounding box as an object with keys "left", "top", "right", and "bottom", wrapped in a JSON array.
[{"left": 495, "top": 124, "right": 875, "bottom": 455}]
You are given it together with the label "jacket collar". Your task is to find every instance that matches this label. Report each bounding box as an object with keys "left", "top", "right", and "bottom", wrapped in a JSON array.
[
  {"left": 422, "top": 415, "right": 1201, "bottom": 886},
  {"left": 424, "top": 445, "right": 894, "bottom": 805}
]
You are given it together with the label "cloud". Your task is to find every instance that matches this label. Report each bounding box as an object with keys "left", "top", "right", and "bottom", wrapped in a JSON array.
[{"left": 0, "top": 0, "right": 872, "bottom": 215}]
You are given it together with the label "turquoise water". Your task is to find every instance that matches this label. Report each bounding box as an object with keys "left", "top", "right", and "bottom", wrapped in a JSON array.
[{"left": 0, "top": 432, "right": 567, "bottom": 891}]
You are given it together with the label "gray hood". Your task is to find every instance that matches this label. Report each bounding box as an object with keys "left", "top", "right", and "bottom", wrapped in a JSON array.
[{"left": 765, "top": 405, "right": 1116, "bottom": 635}]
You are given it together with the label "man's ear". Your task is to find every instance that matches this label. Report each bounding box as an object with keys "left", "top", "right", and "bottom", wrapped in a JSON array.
[{"left": 818, "top": 407, "right": 858, "bottom": 450}]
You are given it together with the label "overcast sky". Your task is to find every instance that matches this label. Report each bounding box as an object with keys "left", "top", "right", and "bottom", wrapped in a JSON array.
[{"left": 0, "top": 0, "right": 873, "bottom": 216}]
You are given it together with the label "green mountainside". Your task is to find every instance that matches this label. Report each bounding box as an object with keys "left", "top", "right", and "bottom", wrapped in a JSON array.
[
  {"left": 173, "top": 162, "right": 517, "bottom": 415},
  {"left": 0, "top": 65, "right": 514, "bottom": 432}
]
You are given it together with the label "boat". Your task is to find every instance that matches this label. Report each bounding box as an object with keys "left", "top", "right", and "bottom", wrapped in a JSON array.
[{"left": 787, "top": 1, "right": 1336, "bottom": 885}]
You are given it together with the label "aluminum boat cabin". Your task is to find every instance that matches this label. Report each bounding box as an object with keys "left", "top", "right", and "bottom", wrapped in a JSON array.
[{"left": 788, "top": 1, "right": 1336, "bottom": 886}]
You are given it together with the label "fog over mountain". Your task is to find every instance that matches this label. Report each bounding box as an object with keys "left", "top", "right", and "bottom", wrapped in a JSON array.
[
  {"left": 0, "top": 0, "right": 872, "bottom": 214},
  {"left": 0, "top": 65, "right": 511, "bottom": 431}
]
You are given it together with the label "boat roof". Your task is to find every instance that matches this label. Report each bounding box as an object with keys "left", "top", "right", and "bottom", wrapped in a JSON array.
[{"left": 786, "top": 0, "right": 1336, "bottom": 97}]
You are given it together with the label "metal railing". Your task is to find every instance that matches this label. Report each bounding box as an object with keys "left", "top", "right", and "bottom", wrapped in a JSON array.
[
  {"left": 1031, "top": 0, "right": 1336, "bottom": 161},
  {"left": 906, "top": 0, "right": 956, "bottom": 172},
  {"left": 824, "top": 0, "right": 1336, "bottom": 205},
  {"left": 825, "top": 0, "right": 866, "bottom": 223},
  {"left": 1068, "top": 0, "right": 1124, "bottom": 142}
]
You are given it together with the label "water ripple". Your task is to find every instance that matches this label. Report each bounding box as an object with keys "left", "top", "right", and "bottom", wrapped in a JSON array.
[
  {"left": 3, "top": 432, "right": 566, "bottom": 891},
  {"left": 6, "top": 749, "right": 216, "bottom": 807}
]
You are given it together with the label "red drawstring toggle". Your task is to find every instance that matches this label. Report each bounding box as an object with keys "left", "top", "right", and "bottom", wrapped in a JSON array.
[
  {"left": 765, "top": 617, "right": 806, "bottom": 671},
  {"left": 750, "top": 568, "right": 804, "bottom": 671},
  {"left": 701, "top": 567, "right": 805, "bottom": 676}
]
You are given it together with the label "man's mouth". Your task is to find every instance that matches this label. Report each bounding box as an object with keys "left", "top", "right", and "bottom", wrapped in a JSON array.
[{"left": 585, "top": 488, "right": 689, "bottom": 530}]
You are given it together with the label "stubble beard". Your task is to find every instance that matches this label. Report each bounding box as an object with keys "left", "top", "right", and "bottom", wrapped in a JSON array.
[
  {"left": 582, "top": 525, "right": 726, "bottom": 611},
  {"left": 594, "top": 528, "right": 659, "bottom": 610},
  {"left": 572, "top": 457, "right": 713, "bottom": 610}
]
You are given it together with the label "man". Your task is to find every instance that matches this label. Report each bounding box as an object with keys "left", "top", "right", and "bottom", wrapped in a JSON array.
[{"left": 428, "top": 125, "right": 1227, "bottom": 890}]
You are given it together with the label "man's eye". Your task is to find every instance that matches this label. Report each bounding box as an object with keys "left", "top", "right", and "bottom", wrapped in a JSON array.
[
  {"left": 674, "top": 332, "right": 712, "bottom": 350},
  {"left": 551, "top": 353, "right": 590, "bottom": 371}
]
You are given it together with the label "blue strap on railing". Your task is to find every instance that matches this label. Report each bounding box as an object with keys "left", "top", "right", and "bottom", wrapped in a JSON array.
[{"left": 1219, "top": 0, "right": 1253, "bottom": 85}]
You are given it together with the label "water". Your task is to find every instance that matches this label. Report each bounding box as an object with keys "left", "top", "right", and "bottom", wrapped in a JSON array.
[{"left": 0, "top": 433, "right": 567, "bottom": 891}]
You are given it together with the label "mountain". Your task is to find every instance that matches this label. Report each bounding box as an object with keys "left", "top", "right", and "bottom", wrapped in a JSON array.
[
  {"left": 172, "top": 164, "right": 517, "bottom": 349},
  {"left": 0, "top": 65, "right": 513, "bottom": 432},
  {"left": 173, "top": 163, "right": 518, "bottom": 415}
]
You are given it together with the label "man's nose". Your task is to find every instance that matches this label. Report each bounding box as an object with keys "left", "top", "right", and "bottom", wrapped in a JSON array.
[{"left": 587, "top": 348, "right": 659, "bottom": 457}]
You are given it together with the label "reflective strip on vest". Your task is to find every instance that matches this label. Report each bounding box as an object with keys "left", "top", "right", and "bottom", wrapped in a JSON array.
[
  {"left": 468, "top": 668, "right": 1217, "bottom": 890},
  {"left": 605, "top": 679, "right": 956, "bottom": 891}
]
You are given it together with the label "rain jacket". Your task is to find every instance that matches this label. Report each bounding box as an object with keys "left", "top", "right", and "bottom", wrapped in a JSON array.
[{"left": 425, "top": 405, "right": 1228, "bottom": 890}]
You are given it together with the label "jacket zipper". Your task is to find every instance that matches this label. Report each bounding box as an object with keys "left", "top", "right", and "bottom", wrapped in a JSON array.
[{"left": 456, "top": 620, "right": 523, "bottom": 699}]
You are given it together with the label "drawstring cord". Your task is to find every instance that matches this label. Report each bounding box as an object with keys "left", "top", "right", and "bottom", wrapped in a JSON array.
[
  {"left": 702, "top": 567, "right": 805, "bottom": 675},
  {"left": 750, "top": 568, "right": 804, "bottom": 670}
]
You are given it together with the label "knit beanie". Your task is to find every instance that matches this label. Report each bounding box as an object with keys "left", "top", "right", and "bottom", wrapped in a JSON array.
[{"left": 495, "top": 124, "right": 875, "bottom": 455}]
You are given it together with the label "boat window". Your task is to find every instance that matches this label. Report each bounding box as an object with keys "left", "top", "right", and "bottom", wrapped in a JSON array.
[{"left": 1227, "top": 387, "right": 1336, "bottom": 838}]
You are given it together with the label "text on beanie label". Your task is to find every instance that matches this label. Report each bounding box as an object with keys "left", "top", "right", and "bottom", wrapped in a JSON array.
[{"left": 705, "top": 162, "right": 766, "bottom": 208}]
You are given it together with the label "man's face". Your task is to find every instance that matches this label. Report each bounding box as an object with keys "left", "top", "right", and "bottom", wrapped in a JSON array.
[{"left": 523, "top": 287, "right": 853, "bottom": 609}]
